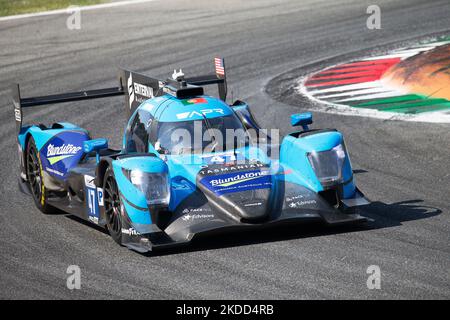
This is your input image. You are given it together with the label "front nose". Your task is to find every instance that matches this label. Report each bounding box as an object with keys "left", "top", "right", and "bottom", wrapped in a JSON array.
[{"left": 217, "top": 188, "right": 271, "bottom": 223}]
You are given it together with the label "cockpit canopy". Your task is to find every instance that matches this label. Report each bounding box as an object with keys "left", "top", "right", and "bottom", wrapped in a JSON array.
[{"left": 124, "top": 95, "right": 250, "bottom": 155}]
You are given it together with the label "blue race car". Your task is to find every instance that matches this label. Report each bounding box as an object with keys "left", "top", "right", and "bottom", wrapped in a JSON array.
[{"left": 13, "top": 58, "right": 369, "bottom": 252}]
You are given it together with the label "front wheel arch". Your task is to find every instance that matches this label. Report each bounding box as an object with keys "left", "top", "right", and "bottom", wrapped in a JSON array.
[
  {"left": 96, "top": 159, "right": 110, "bottom": 188},
  {"left": 103, "top": 167, "right": 123, "bottom": 245}
]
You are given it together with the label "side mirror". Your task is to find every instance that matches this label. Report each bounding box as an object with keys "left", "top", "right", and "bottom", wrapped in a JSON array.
[
  {"left": 231, "top": 100, "right": 261, "bottom": 130},
  {"left": 291, "top": 112, "right": 313, "bottom": 130},
  {"left": 83, "top": 138, "right": 108, "bottom": 153},
  {"left": 83, "top": 138, "right": 108, "bottom": 162}
]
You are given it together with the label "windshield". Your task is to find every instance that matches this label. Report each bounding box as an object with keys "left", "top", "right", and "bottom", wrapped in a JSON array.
[{"left": 154, "top": 114, "right": 250, "bottom": 155}]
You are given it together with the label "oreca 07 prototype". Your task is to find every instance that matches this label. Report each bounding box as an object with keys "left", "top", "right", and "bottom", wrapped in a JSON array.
[{"left": 13, "top": 58, "right": 369, "bottom": 252}]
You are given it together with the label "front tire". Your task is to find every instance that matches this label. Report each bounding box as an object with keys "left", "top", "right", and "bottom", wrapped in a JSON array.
[
  {"left": 26, "top": 137, "right": 54, "bottom": 214},
  {"left": 103, "top": 167, "right": 123, "bottom": 245}
]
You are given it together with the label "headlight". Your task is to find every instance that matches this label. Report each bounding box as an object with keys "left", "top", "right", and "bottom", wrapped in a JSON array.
[
  {"left": 307, "top": 143, "right": 346, "bottom": 188},
  {"left": 123, "top": 169, "right": 170, "bottom": 206}
]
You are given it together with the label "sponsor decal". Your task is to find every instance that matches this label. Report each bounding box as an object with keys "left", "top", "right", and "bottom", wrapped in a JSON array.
[
  {"left": 121, "top": 228, "right": 140, "bottom": 236},
  {"left": 45, "top": 167, "right": 64, "bottom": 176},
  {"left": 85, "top": 177, "right": 100, "bottom": 222},
  {"left": 181, "top": 208, "right": 214, "bottom": 221},
  {"left": 182, "top": 208, "right": 212, "bottom": 214},
  {"left": 244, "top": 202, "right": 262, "bottom": 207},
  {"left": 288, "top": 199, "right": 317, "bottom": 208},
  {"left": 127, "top": 73, "right": 154, "bottom": 107},
  {"left": 97, "top": 188, "right": 104, "bottom": 206},
  {"left": 40, "top": 131, "right": 88, "bottom": 179},
  {"left": 210, "top": 170, "right": 269, "bottom": 187},
  {"left": 286, "top": 195, "right": 304, "bottom": 202},
  {"left": 86, "top": 186, "right": 99, "bottom": 219},
  {"left": 46, "top": 143, "right": 82, "bottom": 165},
  {"left": 182, "top": 213, "right": 214, "bottom": 222},
  {"left": 199, "top": 162, "right": 264, "bottom": 175},
  {"left": 127, "top": 73, "right": 135, "bottom": 108},
  {"left": 176, "top": 108, "right": 224, "bottom": 120},
  {"left": 134, "top": 82, "right": 153, "bottom": 99},
  {"left": 14, "top": 107, "right": 21, "bottom": 122},
  {"left": 84, "top": 175, "right": 95, "bottom": 188},
  {"left": 201, "top": 169, "right": 272, "bottom": 196}
]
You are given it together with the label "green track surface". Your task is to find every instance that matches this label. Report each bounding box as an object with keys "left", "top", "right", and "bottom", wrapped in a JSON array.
[{"left": 0, "top": 0, "right": 107, "bottom": 17}]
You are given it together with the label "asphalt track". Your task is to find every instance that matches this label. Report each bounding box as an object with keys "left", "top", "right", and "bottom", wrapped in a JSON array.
[{"left": 0, "top": 0, "right": 449, "bottom": 299}]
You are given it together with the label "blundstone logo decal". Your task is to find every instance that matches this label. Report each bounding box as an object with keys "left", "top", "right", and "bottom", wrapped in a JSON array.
[
  {"left": 46, "top": 144, "right": 82, "bottom": 165},
  {"left": 209, "top": 170, "right": 269, "bottom": 187},
  {"left": 199, "top": 163, "right": 273, "bottom": 195}
]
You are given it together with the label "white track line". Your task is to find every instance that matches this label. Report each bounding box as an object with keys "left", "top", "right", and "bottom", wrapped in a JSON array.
[
  {"left": 308, "top": 81, "right": 383, "bottom": 95},
  {"left": 333, "top": 91, "right": 404, "bottom": 102},
  {"left": 361, "top": 53, "right": 413, "bottom": 60},
  {"left": 318, "top": 87, "right": 396, "bottom": 99},
  {"left": 0, "top": 0, "right": 158, "bottom": 22}
]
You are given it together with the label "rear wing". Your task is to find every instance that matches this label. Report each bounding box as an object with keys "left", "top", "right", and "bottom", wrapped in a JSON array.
[
  {"left": 13, "top": 57, "right": 227, "bottom": 134},
  {"left": 12, "top": 84, "right": 123, "bottom": 134}
]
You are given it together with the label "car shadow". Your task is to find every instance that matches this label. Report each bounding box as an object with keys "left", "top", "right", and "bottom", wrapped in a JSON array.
[
  {"left": 359, "top": 199, "right": 441, "bottom": 229},
  {"left": 144, "top": 199, "right": 441, "bottom": 257}
]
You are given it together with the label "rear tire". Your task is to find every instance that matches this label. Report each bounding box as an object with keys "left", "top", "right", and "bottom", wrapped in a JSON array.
[
  {"left": 103, "top": 167, "right": 123, "bottom": 245},
  {"left": 26, "top": 137, "right": 54, "bottom": 214}
]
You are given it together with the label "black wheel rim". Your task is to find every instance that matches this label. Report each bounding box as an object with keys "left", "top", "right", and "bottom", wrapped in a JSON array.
[
  {"left": 27, "top": 144, "right": 42, "bottom": 202},
  {"left": 104, "top": 176, "right": 121, "bottom": 233}
]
